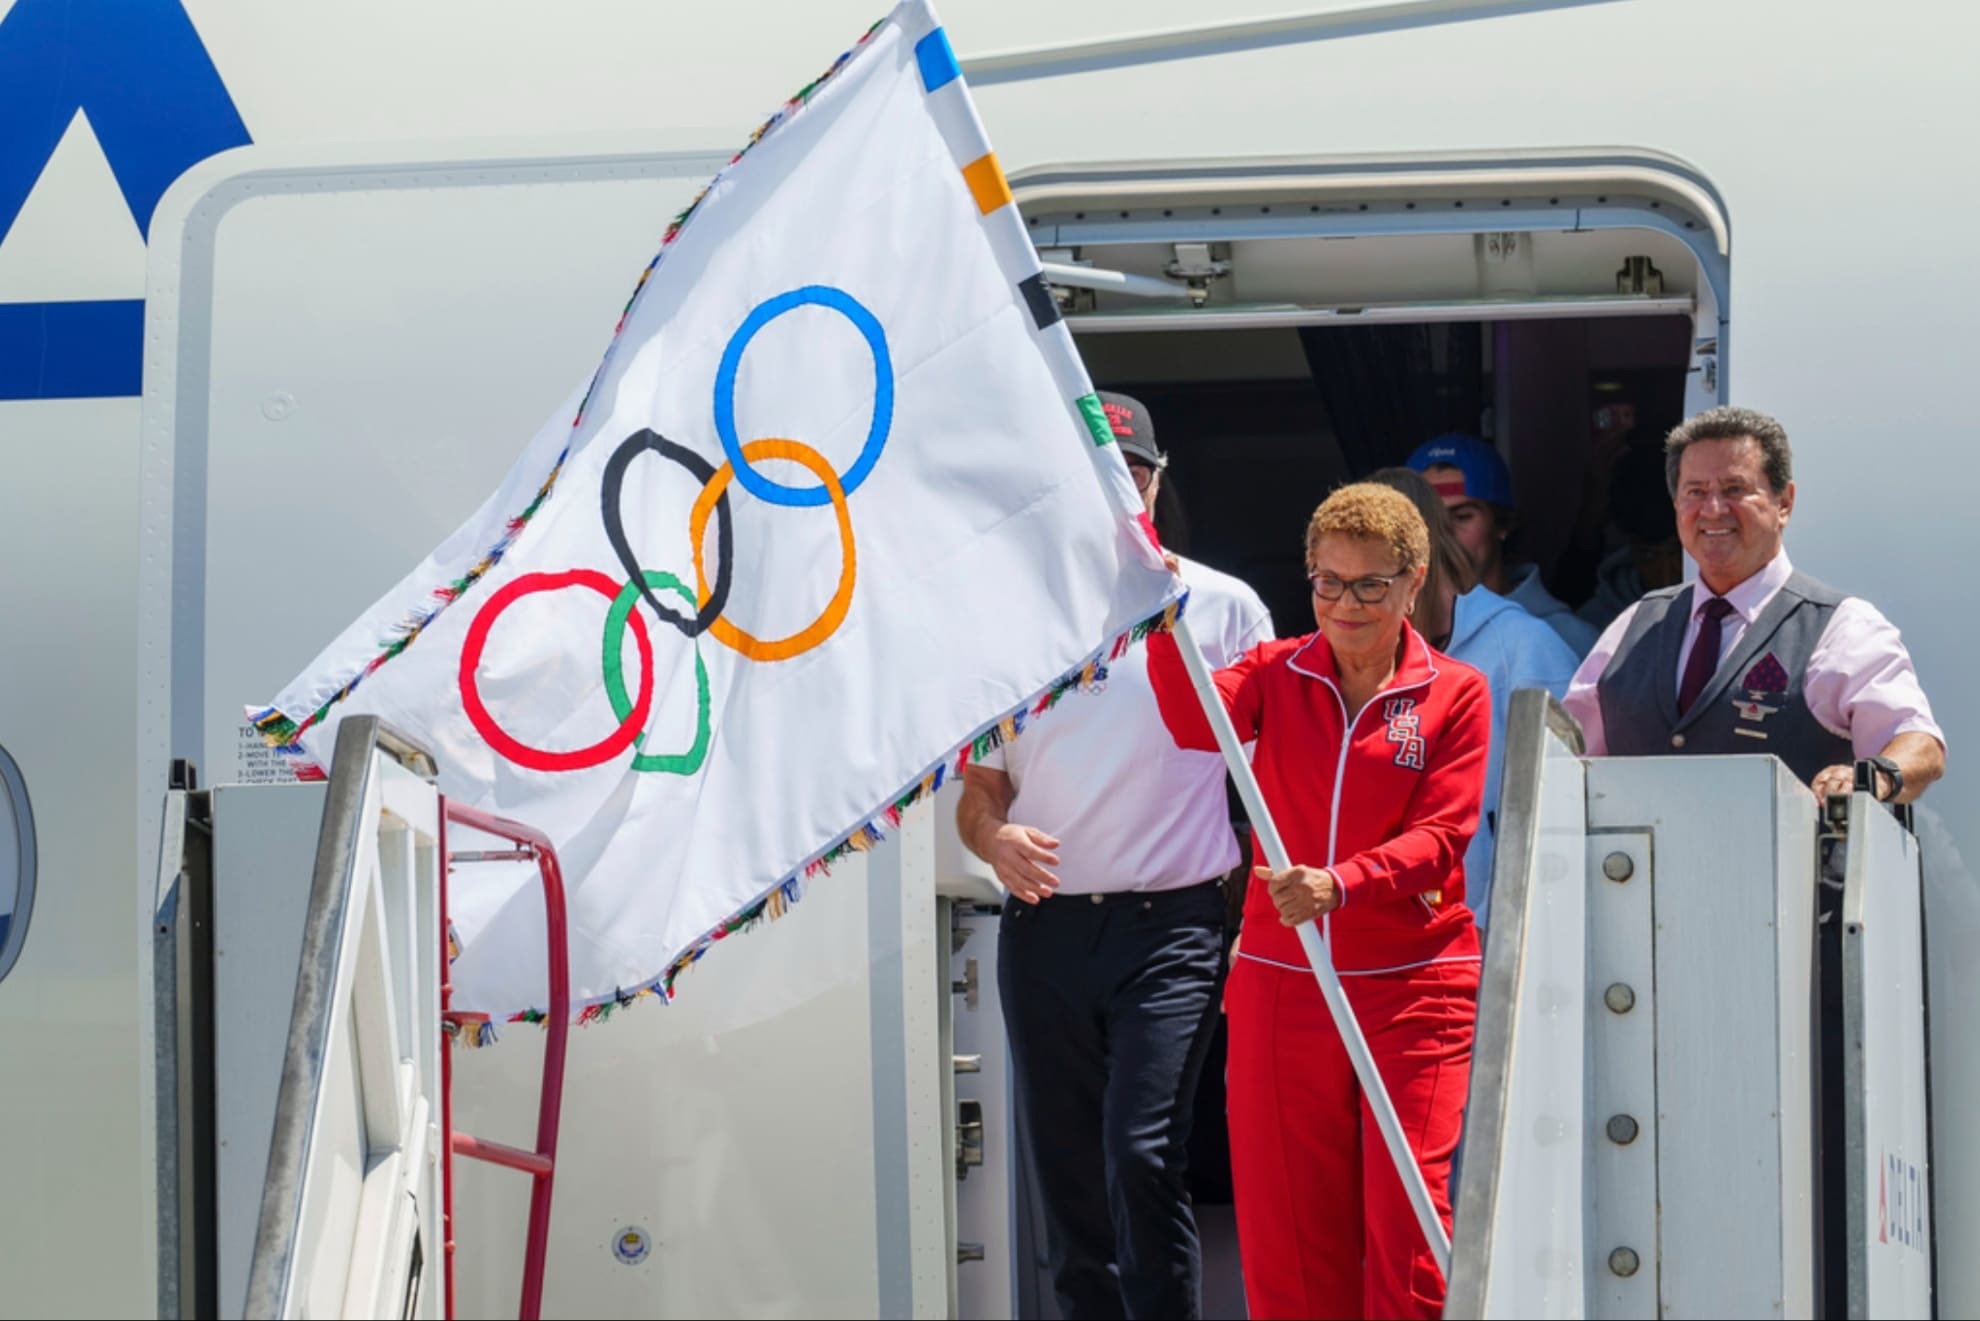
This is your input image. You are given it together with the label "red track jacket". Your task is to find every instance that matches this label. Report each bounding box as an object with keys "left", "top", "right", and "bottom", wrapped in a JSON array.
[{"left": 1147, "top": 624, "right": 1489, "bottom": 974}]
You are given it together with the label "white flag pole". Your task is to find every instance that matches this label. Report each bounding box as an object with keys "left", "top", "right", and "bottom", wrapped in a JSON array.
[{"left": 1169, "top": 612, "right": 1453, "bottom": 1279}]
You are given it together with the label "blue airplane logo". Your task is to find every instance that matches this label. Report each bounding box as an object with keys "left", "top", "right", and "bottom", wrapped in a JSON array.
[{"left": 0, "top": 0, "right": 251, "bottom": 401}]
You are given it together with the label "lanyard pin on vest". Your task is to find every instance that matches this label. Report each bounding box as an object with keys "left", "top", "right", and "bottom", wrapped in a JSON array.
[{"left": 1170, "top": 614, "right": 1454, "bottom": 1281}]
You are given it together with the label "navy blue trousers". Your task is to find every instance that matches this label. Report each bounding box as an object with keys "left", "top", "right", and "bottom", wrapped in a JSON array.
[{"left": 1000, "top": 880, "right": 1229, "bottom": 1320}]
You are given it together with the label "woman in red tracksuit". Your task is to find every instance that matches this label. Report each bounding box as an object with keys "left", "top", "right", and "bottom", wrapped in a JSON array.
[{"left": 1147, "top": 482, "right": 1489, "bottom": 1320}]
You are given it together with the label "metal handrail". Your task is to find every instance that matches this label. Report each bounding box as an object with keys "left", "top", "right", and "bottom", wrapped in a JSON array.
[
  {"left": 1445, "top": 688, "right": 1583, "bottom": 1318},
  {"left": 439, "top": 800, "right": 571, "bottom": 1321},
  {"left": 242, "top": 716, "right": 436, "bottom": 1319}
]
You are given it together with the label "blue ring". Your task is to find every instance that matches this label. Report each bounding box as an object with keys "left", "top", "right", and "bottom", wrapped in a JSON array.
[{"left": 713, "top": 286, "right": 893, "bottom": 508}]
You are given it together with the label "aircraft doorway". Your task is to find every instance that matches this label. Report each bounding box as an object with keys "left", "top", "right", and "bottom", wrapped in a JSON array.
[
  {"left": 1010, "top": 154, "right": 1726, "bottom": 1316},
  {"left": 1068, "top": 310, "right": 1693, "bottom": 1319}
]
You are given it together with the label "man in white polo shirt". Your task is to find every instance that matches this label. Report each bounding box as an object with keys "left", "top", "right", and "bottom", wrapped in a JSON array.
[{"left": 956, "top": 391, "right": 1273, "bottom": 1321}]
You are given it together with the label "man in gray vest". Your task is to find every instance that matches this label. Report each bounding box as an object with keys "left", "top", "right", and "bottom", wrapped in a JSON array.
[
  {"left": 1561, "top": 404, "right": 1945, "bottom": 802},
  {"left": 1562, "top": 403, "right": 1951, "bottom": 1319}
]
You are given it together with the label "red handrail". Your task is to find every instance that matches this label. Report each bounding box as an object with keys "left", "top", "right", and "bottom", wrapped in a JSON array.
[
  {"left": 439, "top": 808, "right": 456, "bottom": 1316},
  {"left": 438, "top": 799, "right": 571, "bottom": 1321}
]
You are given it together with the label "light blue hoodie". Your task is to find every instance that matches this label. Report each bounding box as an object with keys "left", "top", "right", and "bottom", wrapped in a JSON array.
[
  {"left": 1503, "top": 563, "right": 1600, "bottom": 657},
  {"left": 1445, "top": 586, "right": 1581, "bottom": 932}
]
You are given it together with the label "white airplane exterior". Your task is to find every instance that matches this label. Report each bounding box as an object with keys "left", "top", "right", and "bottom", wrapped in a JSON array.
[{"left": 0, "top": 1, "right": 1973, "bottom": 1316}]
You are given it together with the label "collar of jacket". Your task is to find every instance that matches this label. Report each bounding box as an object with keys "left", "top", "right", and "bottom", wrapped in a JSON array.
[{"left": 1284, "top": 621, "right": 1440, "bottom": 699}]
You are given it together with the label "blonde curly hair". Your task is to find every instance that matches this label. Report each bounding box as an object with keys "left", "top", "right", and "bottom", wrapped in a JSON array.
[{"left": 1305, "top": 482, "right": 1430, "bottom": 574}]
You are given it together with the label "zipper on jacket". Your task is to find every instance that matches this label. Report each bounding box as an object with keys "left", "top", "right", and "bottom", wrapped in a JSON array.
[{"left": 1289, "top": 640, "right": 1436, "bottom": 945}]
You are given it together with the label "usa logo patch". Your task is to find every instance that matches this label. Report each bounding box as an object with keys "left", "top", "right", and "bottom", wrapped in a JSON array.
[{"left": 1384, "top": 697, "right": 1426, "bottom": 770}]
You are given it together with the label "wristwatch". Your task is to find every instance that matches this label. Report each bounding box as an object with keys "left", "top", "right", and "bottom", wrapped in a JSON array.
[{"left": 1869, "top": 755, "right": 1904, "bottom": 802}]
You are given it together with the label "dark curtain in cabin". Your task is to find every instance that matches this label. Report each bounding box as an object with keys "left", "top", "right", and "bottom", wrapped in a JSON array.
[{"left": 1298, "top": 323, "right": 1488, "bottom": 478}]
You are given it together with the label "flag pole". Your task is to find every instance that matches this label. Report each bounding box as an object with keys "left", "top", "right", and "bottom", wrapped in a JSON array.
[{"left": 1169, "top": 612, "right": 1454, "bottom": 1279}]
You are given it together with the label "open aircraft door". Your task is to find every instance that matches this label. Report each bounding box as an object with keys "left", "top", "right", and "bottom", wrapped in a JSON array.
[{"left": 128, "top": 141, "right": 992, "bottom": 1318}]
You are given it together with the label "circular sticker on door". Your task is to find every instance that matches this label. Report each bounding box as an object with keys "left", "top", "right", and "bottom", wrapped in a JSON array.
[
  {"left": 0, "top": 742, "right": 37, "bottom": 988},
  {"left": 613, "top": 1226, "right": 652, "bottom": 1266}
]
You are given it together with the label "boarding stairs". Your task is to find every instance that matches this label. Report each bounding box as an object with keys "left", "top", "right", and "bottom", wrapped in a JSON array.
[
  {"left": 154, "top": 717, "right": 570, "bottom": 1318},
  {"left": 149, "top": 693, "right": 1979, "bottom": 1319},
  {"left": 1444, "top": 691, "right": 1977, "bottom": 1320}
]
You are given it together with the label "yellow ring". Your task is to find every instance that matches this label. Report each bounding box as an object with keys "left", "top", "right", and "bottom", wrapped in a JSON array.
[{"left": 690, "top": 438, "right": 857, "bottom": 662}]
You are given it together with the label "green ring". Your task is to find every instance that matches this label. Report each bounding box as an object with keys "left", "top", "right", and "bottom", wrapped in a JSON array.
[{"left": 604, "top": 571, "right": 712, "bottom": 776}]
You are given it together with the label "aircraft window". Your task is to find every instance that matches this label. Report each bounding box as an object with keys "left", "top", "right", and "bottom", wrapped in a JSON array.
[{"left": 0, "top": 742, "right": 36, "bottom": 986}]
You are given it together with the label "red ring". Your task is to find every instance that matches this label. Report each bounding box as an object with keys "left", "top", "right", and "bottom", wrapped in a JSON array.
[{"left": 460, "top": 569, "right": 654, "bottom": 772}]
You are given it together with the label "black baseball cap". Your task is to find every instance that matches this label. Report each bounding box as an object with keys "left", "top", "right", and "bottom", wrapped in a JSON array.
[{"left": 1097, "top": 390, "right": 1163, "bottom": 467}]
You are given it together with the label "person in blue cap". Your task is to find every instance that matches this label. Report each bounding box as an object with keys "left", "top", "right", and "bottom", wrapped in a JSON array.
[
  {"left": 1406, "top": 433, "right": 1599, "bottom": 658},
  {"left": 1369, "top": 467, "right": 1579, "bottom": 936}
]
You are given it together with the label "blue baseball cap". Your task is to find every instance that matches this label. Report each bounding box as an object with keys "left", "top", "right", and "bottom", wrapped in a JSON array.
[{"left": 1405, "top": 433, "right": 1514, "bottom": 508}]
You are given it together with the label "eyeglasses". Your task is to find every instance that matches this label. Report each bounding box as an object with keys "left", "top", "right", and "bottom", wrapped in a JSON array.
[
  {"left": 1309, "top": 572, "right": 1404, "bottom": 605},
  {"left": 1126, "top": 460, "right": 1162, "bottom": 494}
]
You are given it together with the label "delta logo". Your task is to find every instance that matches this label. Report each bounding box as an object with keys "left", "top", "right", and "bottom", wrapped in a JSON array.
[{"left": 1877, "top": 1147, "right": 1927, "bottom": 1254}]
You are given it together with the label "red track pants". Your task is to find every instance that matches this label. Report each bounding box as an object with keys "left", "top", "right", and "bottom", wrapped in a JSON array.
[{"left": 1225, "top": 953, "right": 1477, "bottom": 1320}]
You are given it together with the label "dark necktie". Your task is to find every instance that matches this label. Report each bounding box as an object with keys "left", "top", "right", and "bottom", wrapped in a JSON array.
[{"left": 1677, "top": 596, "right": 1735, "bottom": 716}]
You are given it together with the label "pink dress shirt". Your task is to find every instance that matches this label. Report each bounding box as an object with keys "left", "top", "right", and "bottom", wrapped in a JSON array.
[{"left": 1562, "top": 551, "right": 1944, "bottom": 759}]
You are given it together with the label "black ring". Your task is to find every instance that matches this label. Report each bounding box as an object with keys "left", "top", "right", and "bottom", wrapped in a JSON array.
[{"left": 600, "top": 429, "right": 731, "bottom": 638}]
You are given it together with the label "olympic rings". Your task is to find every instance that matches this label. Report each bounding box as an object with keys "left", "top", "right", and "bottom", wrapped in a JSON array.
[
  {"left": 713, "top": 285, "right": 893, "bottom": 508},
  {"left": 604, "top": 571, "right": 712, "bottom": 776},
  {"left": 461, "top": 570, "right": 654, "bottom": 773},
  {"left": 601, "top": 429, "right": 732, "bottom": 638},
  {"left": 458, "top": 286, "right": 888, "bottom": 774},
  {"left": 690, "top": 438, "right": 857, "bottom": 662}
]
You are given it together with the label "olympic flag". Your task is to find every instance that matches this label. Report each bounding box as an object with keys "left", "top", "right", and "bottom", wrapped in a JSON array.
[{"left": 250, "top": 1, "right": 1179, "bottom": 1027}]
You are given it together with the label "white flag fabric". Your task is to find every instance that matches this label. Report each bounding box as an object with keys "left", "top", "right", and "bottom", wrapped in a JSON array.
[{"left": 252, "top": 1, "right": 1179, "bottom": 1029}]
